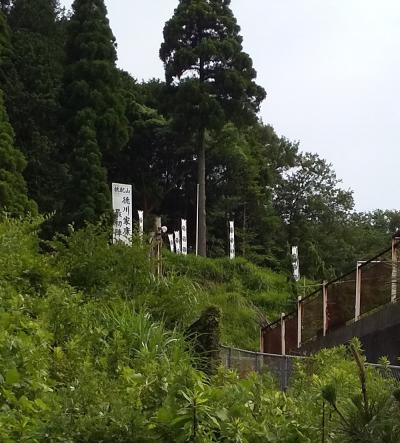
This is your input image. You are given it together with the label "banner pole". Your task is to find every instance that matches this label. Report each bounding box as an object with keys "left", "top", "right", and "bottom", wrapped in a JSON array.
[{"left": 196, "top": 184, "right": 199, "bottom": 256}]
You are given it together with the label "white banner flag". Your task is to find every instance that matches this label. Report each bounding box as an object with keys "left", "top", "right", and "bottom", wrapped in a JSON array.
[
  {"left": 168, "top": 233, "right": 175, "bottom": 252},
  {"left": 112, "top": 183, "right": 132, "bottom": 245},
  {"left": 181, "top": 219, "right": 187, "bottom": 255},
  {"left": 229, "top": 221, "right": 235, "bottom": 259},
  {"left": 174, "top": 231, "right": 181, "bottom": 254},
  {"left": 138, "top": 210, "right": 144, "bottom": 238},
  {"left": 291, "top": 246, "right": 300, "bottom": 281}
]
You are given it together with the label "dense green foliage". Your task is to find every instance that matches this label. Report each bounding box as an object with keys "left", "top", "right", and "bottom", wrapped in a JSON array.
[
  {"left": 60, "top": 0, "right": 128, "bottom": 228},
  {"left": 0, "top": 10, "right": 35, "bottom": 215},
  {"left": 0, "top": 218, "right": 399, "bottom": 442},
  {"left": 0, "top": 88, "right": 35, "bottom": 215},
  {"left": 0, "top": 2, "right": 399, "bottom": 441},
  {"left": 1, "top": 0, "right": 65, "bottom": 213},
  {"left": 0, "top": 0, "right": 398, "bottom": 279},
  {"left": 160, "top": 0, "right": 266, "bottom": 256}
]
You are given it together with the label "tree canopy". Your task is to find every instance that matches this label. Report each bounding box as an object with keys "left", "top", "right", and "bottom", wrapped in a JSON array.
[
  {"left": 0, "top": 0, "right": 396, "bottom": 278},
  {"left": 160, "top": 0, "right": 266, "bottom": 256}
]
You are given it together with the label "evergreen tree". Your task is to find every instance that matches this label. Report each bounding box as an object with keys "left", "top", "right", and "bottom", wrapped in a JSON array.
[
  {"left": 0, "top": 90, "right": 35, "bottom": 215},
  {"left": 61, "top": 0, "right": 128, "bottom": 227},
  {"left": 160, "top": 0, "right": 266, "bottom": 256},
  {"left": 64, "top": 109, "right": 110, "bottom": 225},
  {"left": 274, "top": 152, "right": 354, "bottom": 279},
  {"left": 2, "top": 0, "right": 65, "bottom": 214},
  {"left": 0, "top": 10, "right": 34, "bottom": 215}
]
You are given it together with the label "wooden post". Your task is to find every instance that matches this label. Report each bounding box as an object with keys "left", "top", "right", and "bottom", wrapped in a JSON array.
[
  {"left": 297, "top": 297, "right": 302, "bottom": 349},
  {"left": 355, "top": 262, "right": 361, "bottom": 320},
  {"left": 281, "top": 313, "right": 286, "bottom": 356},
  {"left": 323, "top": 281, "right": 328, "bottom": 336},
  {"left": 155, "top": 217, "right": 162, "bottom": 277}
]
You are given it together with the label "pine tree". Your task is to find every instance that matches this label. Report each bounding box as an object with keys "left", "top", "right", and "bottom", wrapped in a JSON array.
[
  {"left": 160, "top": 0, "right": 266, "bottom": 256},
  {"left": 61, "top": 0, "right": 128, "bottom": 227},
  {"left": 2, "top": 0, "right": 65, "bottom": 214}
]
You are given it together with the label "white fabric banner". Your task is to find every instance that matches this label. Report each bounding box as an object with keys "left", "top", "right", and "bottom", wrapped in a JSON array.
[
  {"left": 291, "top": 246, "right": 300, "bottom": 281},
  {"left": 174, "top": 231, "right": 181, "bottom": 254},
  {"left": 181, "top": 219, "right": 187, "bottom": 255},
  {"left": 138, "top": 210, "right": 144, "bottom": 238},
  {"left": 168, "top": 234, "right": 175, "bottom": 252},
  {"left": 229, "top": 221, "right": 235, "bottom": 259},
  {"left": 112, "top": 183, "right": 132, "bottom": 245}
]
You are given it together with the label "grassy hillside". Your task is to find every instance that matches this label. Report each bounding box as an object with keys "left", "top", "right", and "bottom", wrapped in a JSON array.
[
  {"left": 46, "top": 221, "right": 295, "bottom": 350},
  {"left": 1, "top": 217, "right": 398, "bottom": 442}
]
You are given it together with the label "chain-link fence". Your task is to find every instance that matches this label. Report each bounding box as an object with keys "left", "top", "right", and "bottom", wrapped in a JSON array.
[
  {"left": 261, "top": 239, "right": 400, "bottom": 356},
  {"left": 220, "top": 345, "right": 305, "bottom": 390},
  {"left": 221, "top": 346, "right": 400, "bottom": 390},
  {"left": 366, "top": 363, "right": 400, "bottom": 382}
]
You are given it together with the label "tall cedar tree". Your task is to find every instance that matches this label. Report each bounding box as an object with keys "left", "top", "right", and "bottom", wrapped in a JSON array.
[
  {"left": 160, "top": 0, "right": 266, "bottom": 256},
  {"left": 0, "top": 11, "right": 35, "bottom": 215},
  {"left": 0, "top": 91, "right": 36, "bottom": 215},
  {"left": 62, "top": 0, "right": 128, "bottom": 227},
  {"left": 2, "top": 0, "right": 65, "bottom": 214}
]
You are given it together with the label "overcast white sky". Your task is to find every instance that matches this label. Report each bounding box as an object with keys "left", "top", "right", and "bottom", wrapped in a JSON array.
[{"left": 61, "top": 0, "right": 400, "bottom": 212}]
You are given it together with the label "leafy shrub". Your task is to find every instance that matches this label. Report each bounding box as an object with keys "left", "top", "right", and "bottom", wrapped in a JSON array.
[{"left": 1, "top": 218, "right": 398, "bottom": 442}]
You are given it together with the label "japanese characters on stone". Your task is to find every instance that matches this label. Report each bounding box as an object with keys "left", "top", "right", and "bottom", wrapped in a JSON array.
[
  {"left": 112, "top": 183, "right": 132, "bottom": 245},
  {"left": 181, "top": 219, "right": 187, "bottom": 255},
  {"left": 229, "top": 221, "right": 235, "bottom": 259}
]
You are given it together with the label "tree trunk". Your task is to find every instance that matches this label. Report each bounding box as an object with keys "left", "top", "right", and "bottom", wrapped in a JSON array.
[{"left": 198, "top": 127, "right": 207, "bottom": 256}]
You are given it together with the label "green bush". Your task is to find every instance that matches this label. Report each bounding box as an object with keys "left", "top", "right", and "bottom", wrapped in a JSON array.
[{"left": 0, "top": 218, "right": 398, "bottom": 442}]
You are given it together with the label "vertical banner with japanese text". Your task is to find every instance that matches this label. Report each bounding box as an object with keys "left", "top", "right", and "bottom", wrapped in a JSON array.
[
  {"left": 291, "top": 246, "right": 300, "bottom": 281},
  {"left": 138, "top": 210, "right": 144, "bottom": 239},
  {"left": 168, "top": 234, "right": 175, "bottom": 252},
  {"left": 112, "top": 183, "right": 132, "bottom": 245},
  {"left": 174, "top": 231, "right": 181, "bottom": 254},
  {"left": 181, "top": 219, "right": 187, "bottom": 255},
  {"left": 229, "top": 221, "right": 235, "bottom": 259}
]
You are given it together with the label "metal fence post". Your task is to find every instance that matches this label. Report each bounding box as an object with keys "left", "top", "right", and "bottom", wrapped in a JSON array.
[
  {"left": 323, "top": 281, "right": 328, "bottom": 336},
  {"left": 255, "top": 352, "right": 260, "bottom": 373},
  {"left": 281, "top": 313, "right": 286, "bottom": 356},
  {"left": 297, "top": 297, "right": 302, "bottom": 348},
  {"left": 282, "top": 356, "right": 289, "bottom": 390},
  {"left": 391, "top": 238, "right": 399, "bottom": 303},
  {"left": 227, "top": 347, "right": 232, "bottom": 369},
  {"left": 355, "top": 262, "right": 361, "bottom": 320},
  {"left": 259, "top": 327, "right": 264, "bottom": 353}
]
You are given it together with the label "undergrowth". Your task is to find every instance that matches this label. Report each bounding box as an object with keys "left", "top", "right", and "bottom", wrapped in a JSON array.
[{"left": 0, "top": 217, "right": 399, "bottom": 442}]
